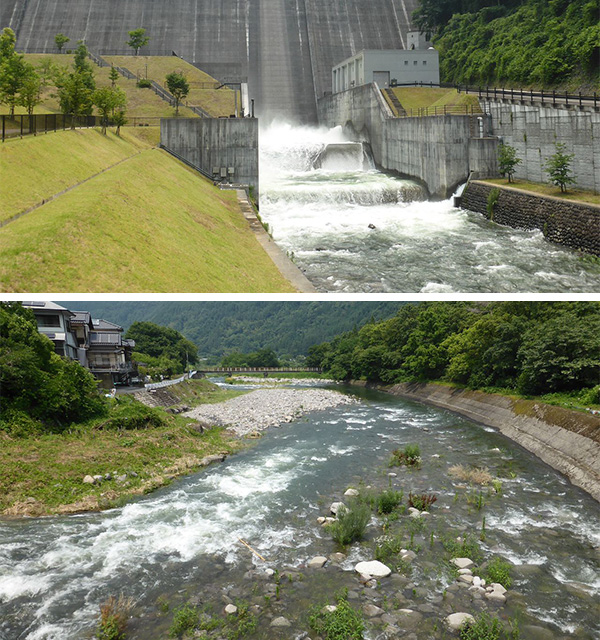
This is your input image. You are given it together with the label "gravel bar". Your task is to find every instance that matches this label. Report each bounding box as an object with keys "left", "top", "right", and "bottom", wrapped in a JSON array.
[{"left": 184, "top": 388, "right": 358, "bottom": 436}]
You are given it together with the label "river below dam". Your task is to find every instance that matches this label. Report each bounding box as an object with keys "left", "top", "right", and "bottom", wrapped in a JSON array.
[
  {"left": 258, "top": 124, "right": 600, "bottom": 293},
  {"left": 1, "top": 381, "right": 599, "bottom": 640}
]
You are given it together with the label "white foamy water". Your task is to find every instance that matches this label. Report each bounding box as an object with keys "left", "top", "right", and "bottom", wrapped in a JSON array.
[{"left": 258, "top": 123, "right": 600, "bottom": 292}]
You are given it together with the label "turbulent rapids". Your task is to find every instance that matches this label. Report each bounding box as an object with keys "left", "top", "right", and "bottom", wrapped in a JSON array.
[
  {"left": 258, "top": 123, "right": 600, "bottom": 293},
  {"left": 0, "top": 381, "right": 599, "bottom": 640}
]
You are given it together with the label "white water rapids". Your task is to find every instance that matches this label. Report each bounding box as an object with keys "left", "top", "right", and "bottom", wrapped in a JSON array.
[{"left": 258, "top": 123, "right": 600, "bottom": 293}]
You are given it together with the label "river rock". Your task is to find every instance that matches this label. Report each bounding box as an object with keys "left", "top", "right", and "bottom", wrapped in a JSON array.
[
  {"left": 307, "top": 556, "right": 327, "bottom": 569},
  {"left": 330, "top": 502, "right": 346, "bottom": 515},
  {"left": 329, "top": 552, "right": 346, "bottom": 563},
  {"left": 224, "top": 604, "right": 238, "bottom": 615},
  {"left": 355, "top": 560, "right": 392, "bottom": 577},
  {"left": 458, "top": 574, "right": 474, "bottom": 585},
  {"left": 363, "top": 604, "right": 384, "bottom": 617},
  {"left": 200, "top": 453, "right": 226, "bottom": 466},
  {"left": 457, "top": 568, "right": 472, "bottom": 575},
  {"left": 451, "top": 558, "right": 474, "bottom": 569},
  {"left": 344, "top": 488, "right": 360, "bottom": 497},
  {"left": 83, "top": 475, "right": 95, "bottom": 484},
  {"left": 270, "top": 616, "right": 291, "bottom": 627},
  {"left": 445, "top": 612, "right": 475, "bottom": 631}
]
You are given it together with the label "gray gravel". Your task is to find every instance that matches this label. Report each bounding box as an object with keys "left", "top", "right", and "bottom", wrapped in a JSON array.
[{"left": 183, "top": 388, "right": 357, "bottom": 436}]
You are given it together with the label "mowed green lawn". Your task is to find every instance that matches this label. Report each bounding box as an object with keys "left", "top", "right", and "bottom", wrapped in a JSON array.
[
  {"left": 389, "top": 87, "right": 482, "bottom": 115},
  {"left": 0, "top": 133, "right": 295, "bottom": 292},
  {"left": 0, "top": 128, "right": 148, "bottom": 222}
]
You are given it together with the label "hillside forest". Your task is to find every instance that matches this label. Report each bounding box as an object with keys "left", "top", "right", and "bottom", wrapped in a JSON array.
[
  {"left": 414, "top": 0, "right": 600, "bottom": 89},
  {"left": 307, "top": 301, "right": 600, "bottom": 401}
]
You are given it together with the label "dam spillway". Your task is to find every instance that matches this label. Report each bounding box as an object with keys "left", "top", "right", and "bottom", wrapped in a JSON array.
[{"left": 1, "top": 0, "right": 418, "bottom": 123}]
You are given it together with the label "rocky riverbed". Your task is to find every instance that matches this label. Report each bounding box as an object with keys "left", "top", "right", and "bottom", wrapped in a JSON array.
[{"left": 184, "top": 388, "right": 357, "bottom": 436}]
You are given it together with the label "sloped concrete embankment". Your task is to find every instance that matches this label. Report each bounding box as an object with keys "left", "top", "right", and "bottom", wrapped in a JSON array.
[{"left": 382, "top": 382, "right": 600, "bottom": 502}]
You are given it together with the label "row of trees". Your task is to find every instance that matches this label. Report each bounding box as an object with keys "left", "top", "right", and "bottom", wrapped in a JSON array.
[
  {"left": 499, "top": 141, "right": 576, "bottom": 192},
  {"left": 307, "top": 302, "right": 600, "bottom": 397},
  {"left": 53, "top": 28, "right": 150, "bottom": 56},
  {"left": 220, "top": 348, "right": 281, "bottom": 368},
  {"left": 0, "top": 28, "right": 128, "bottom": 133}
]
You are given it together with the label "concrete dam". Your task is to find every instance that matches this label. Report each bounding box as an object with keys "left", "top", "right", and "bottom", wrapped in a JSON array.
[{"left": 2, "top": 0, "right": 419, "bottom": 123}]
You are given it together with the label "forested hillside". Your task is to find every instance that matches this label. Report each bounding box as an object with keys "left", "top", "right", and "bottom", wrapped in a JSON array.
[
  {"left": 414, "top": 0, "right": 599, "bottom": 89},
  {"left": 308, "top": 301, "right": 600, "bottom": 399},
  {"left": 57, "top": 302, "right": 402, "bottom": 360}
]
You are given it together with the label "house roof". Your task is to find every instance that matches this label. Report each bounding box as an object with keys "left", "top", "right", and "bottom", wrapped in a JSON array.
[
  {"left": 71, "top": 311, "right": 92, "bottom": 325},
  {"left": 91, "top": 318, "right": 123, "bottom": 332},
  {"left": 22, "top": 301, "right": 74, "bottom": 316}
]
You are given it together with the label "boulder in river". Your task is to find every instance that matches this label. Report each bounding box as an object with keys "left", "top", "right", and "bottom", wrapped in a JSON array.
[
  {"left": 355, "top": 560, "right": 392, "bottom": 578},
  {"left": 445, "top": 612, "right": 475, "bottom": 632},
  {"left": 307, "top": 556, "right": 327, "bottom": 569},
  {"left": 451, "top": 557, "right": 474, "bottom": 569}
]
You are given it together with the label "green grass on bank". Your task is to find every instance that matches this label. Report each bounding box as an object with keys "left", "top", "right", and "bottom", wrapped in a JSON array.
[
  {"left": 0, "top": 379, "right": 247, "bottom": 516},
  {"left": 0, "top": 128, "right": 149, "bottom": 222},
  {"left": 104, "top": 55, "right": 238, "bottom": 117},
  {"left": 388, "top": 87, "right": 482, "bottom": 116},
  {"left": 482, "top": 178, "right": 600, "bottom": 207},
  {"left": 0, "top": 130, "right": 296, "bottom": 292},
  {"left": 16, "top": 53, "right": 198, "bottom": 119}
]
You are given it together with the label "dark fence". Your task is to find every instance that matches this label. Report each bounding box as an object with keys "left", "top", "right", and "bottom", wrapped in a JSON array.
[
  {"left": 399, "top": 105, "right": 483, "bottom": 117},
  {"left": 388, "top": 81, "right": 599, "bottom": 110},
  {"left": 1, "top": 114, "right": 102, "bottom": 141},
  {"left": 18, "top": 48, "right": 177, "bottom": 56}
]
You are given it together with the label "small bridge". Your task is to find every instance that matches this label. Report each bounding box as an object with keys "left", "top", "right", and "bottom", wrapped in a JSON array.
[{"left": 195, "top": 367, "right": 322, "bottom": 376}]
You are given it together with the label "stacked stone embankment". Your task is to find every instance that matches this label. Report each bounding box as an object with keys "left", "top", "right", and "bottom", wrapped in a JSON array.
[
  {"left": 184, "top": 388, "right": 357, "bottom": 436},
  {"left": 462, "top": 180, "right": 600, "bottom": 256},
  {"left": 383, "top": 382, "right": 600, "bottom": 502}
]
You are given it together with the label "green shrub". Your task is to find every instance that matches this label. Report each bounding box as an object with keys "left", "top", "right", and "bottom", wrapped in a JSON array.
[
  {"left": 137, "top": 78, "right": 152, "bottom": 88},
  {"left": 0, "top": 408, "right": 44, "bottom": 437},
  {"left": 97, "top": 595, "right": 131, "bottom": 640},
  {"left": 227, "top": 601, "right": 257, "bottom": 639},
  {"left": 486, "top": 188, "right": 500, "bottom": 220},
  {"left": 309, "top": 594, "right": 365, "bottom": 640},
  {"left": 484, "top": 557, "right": 512, "bottom": 588},
  {"left": 328, "top": 500, "right": 371, "bottom": 546},
  {"left": 442, "top": 533, "right": 483, "bottom": 563},
  {"left": 169, "top": 603, "right": 199, "bottom": 638},
  {"left": 103, "top": 397, "right": 164, "bottom": 430},
  {"left": 459, "top": 612, "right": 519, "bottom": 640},
  {"left": 408, "top": 492, "right": 437, "bottom": 511},
  {"left": 389, "top": 444, "right": 421, "bottom": 467},
  {"left": 376, "top": 489, "right": 403, "bottom": 514},
  {"left": 581, "top": 384, "right": 600, "bottom": 405}
]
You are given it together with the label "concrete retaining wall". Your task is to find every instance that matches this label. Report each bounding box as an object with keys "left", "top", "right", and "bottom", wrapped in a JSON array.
[
  {"left": 318, "top": 84, "right": 498, "bottom": 198},
  {"left": 160, "top": 117, "right": 258, "bottom": 194},
  {"left": 462, "top": 180, "right": 600, "bottom": 256},
  {"left": 382, "top": 382, "right": 600, "bottom": 503},
  {"left": 481, "top": 100, "right": 600, "bottom": 193}
]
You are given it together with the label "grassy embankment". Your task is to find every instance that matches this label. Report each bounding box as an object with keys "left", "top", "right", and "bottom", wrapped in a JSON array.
[
  {"left": 0, "top": 128, "right": 296, "bottom": 292},
  {"left": 15, "top": 53, "right": 235, "bottom": 118},
  {"left": 0, "top": 379, "right": 248, "bottom": 517},
  {"left": 482, "top": 177, "right": 600, "bottom": 207},
  {"left": 384, "top": 87, "right": 481, "bottom": 117}
]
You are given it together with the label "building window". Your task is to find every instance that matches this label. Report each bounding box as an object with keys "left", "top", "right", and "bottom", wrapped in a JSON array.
[
  {"left": 404, "top": 61, "right": 408, "bottom": 66},
  {"left": 37, "top": 314, "right": 61, "bottom": 327},
  {"left": 423, "top": 61, "right": 427, "bottom": 65},
  {"left": 414, "top": 60, "right": 418, "bottom": 66}
]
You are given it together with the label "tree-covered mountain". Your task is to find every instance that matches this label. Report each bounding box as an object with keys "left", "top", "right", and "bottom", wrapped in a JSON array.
[
  {"left": 56, "top": 302, "right": 403, "bottom": 360},
  {"left": 414, "top": 0, "right": 599, "bottom": 89}
]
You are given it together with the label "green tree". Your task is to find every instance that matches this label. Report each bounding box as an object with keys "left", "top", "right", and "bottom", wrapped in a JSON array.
[
  {"left": 165, "top": 71, "right": 189, "bottom": 116},
  {"left": 0, "top": 27, "right": 16, "bottom": 62},
  {"left": 17, "top": 67, "right": 43, "bottom": 115},
  {"left": 0, "top": 53, "right": 32, "bottom": 117},
  {"left": 56, "top": 70, "right": 94, "bottom": 127},
  {"left": 127, "top": 28, "right": 150, "bottom": 56},
  {"left": 544, "top": 142, "right": 576, "bottom": 193},
  {"left": 124, "top": 322, "right": 197, "bottom": 370},
  {"left": 54, "top": 33, "right": 70, "bottom": 53},
  {"left": 0, "top": 303, "right": 106, "bottom": 434},
  {"left": 498, "top": 143, "right": 521, "bottom": 183},
  {"left": 109, "top": 65, "right": 119, "bottom": 87},
  {"left": 93, "top": 86, "right": 126, "bottom": 134},
  {"left": 73, "top": 41, "right": 95, "bottom": 90},
  {"left": 112, "top": 109, "right": 127, "bottom": 136}
]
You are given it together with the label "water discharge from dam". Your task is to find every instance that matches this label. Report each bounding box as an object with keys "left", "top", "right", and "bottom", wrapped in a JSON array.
[
  {"left": 0, "top": 383, "right": 599, "bottom": 639},
  {"left": 259, "top": 123, "right": 600, "bottom": 293}
]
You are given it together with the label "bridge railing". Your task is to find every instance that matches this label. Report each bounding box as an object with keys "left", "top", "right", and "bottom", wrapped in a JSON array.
[{"left": 199, "top": 367, "right": 322, "bottom": 373}]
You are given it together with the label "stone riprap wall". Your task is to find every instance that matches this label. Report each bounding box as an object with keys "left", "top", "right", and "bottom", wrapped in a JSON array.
[
  {"left": 160, "top": 117, "right": 258, "bottom": 193},
  {"left": 383, "top": 382, "right": 600, "bottom": 503},
  {"left": 462, "top": 180, "right": 600, "bottom": 256},
  {"left": 3, "top": 0, "right": 418, "bottom": 124},
  {"left": 481, "top": 100, "right": 600, "bottom": 193},
  {"left": 318, "top": 84, "right": 498, "bottom": 199}
]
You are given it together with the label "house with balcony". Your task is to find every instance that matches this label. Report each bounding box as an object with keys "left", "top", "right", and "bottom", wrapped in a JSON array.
[
  {"left": 22, "top": 301, "right": 80, "bottom": 362},
  {"left": 87, "top": 318, "right": 137, "bottom": 387}
]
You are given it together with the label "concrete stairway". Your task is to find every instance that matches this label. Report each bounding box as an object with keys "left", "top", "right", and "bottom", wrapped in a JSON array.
[{"left": 383, "top": 88, "right": 407, "bottom": 117}]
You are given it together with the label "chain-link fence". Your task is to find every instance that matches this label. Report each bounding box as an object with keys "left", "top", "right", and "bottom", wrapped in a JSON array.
[{"left": 1, "top": 114, "right": 102, "bottom": 142}]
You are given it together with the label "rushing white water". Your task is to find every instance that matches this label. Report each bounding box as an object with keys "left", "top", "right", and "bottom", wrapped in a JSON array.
[
  {"left": 1, "top": 383, "right": 599, "bottom": 639},
  {"left": 258, "top": 123, "right": 600, "bottom": 292}
]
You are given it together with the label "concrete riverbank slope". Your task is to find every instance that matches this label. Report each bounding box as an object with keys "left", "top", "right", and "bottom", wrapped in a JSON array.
[
  {"left": 380, "top": 382, "right": 600, "bottom": 503},
  {"left": 2, "top": 0, "right": 418, "bottom": 123},
  {"left": 462, "top": 180, "right": 600, "bottom": 256}
]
